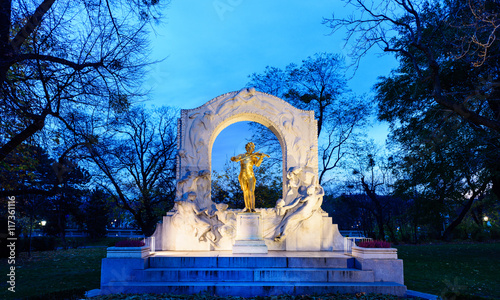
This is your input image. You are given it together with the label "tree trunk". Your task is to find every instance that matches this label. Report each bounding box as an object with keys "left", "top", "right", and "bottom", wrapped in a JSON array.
[
  {"left": 490, "top": 164, "right": 500, "bottom": 203},
  {"left": 0, "top": 0, "right": 12, "bottom": 84},
  {"left": 442, "top": 196, "right": 475, "bottom": 241},
  {"left": 0, "top": 113, "right": 47, "bottom": 162},
  {"left": 441, "top": 179, "right": 488, "bottom": 241},
  {"left": 360, "top": 176, "right": 386, "bottom": 240},
  {"left": 375, "top": 213, "right": 385, "bottom": 240},
  {"left": 28, "top": 206, "right": 33, "bottom": 258},
  {"left": 386, "top": 219, "right": 398, "bottom": 243}
]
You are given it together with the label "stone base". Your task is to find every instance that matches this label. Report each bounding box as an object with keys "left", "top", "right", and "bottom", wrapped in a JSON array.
[
  {"left": 352, "top": 246, "right": 398, "bottom": 259},
  {"left": 100, "top": 252, "right": 407, "bottom": 297},
  {"left": 106, "top": 246, "right": 151, "bottom": 258},
  {"left": 232, "top": 212, "right": 268, "bottom": 254},
  {"left": 235, "top": 212, "right": 263, "bottom": 240},
  {"left": 152, "top": 210, "right": 345, "bottom": 252},
  {"left": 232, "top": 240, "right": 268, "bottom": 254}
]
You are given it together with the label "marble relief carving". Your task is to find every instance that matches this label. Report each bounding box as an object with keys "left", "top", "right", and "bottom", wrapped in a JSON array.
[{"left": 151, "top": 88, "right": 343, "bottom": 251}]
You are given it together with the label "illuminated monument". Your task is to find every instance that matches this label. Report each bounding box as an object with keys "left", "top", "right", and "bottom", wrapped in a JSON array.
[
  {"left": 100, "top": 88, "right": 406, "bottom": 297},
  {"left": 148, "top": 87, "right": 344, "bottom": 252}
]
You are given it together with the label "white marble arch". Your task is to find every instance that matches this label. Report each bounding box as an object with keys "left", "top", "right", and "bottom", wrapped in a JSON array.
[
  {"left": 176, "top": 87, "right": 319, "bottom": 209},
  {"left": 151, "top": 88, "right": 345, "bottom": 252}
]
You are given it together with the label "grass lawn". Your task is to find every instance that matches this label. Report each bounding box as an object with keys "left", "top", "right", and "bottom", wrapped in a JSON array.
[
  {"left": 396, "top": 242, "right": 500, "bottom": 299},
  {"left": 0, "top": 247, "right": 107, "bottom": 300},
  {"left": 1, "top": 242, "right": 498, "bottom": 299}
]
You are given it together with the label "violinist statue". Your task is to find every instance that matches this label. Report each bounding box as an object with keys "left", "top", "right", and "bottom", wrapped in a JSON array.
[{"left": 231, "top": 142, "right": 270, "bottom": 212}]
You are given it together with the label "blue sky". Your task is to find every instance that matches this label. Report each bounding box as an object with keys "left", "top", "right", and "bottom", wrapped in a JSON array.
[{"left": 143, "top": 0, "right": 398, "bottom": 172}]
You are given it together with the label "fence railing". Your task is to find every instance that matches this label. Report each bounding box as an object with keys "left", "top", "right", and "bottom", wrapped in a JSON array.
[
  {"left": 28, "top": 228, "right": 144, "bottom": 238},
  {"left": 106, "top": 228, "right": 144, "bottom": 237},
  {"left": 339, "top": 230, "right": 365, "bottom": 237},
  {"left": 344, "top": 237, "right": 372, "bottom": 254}
]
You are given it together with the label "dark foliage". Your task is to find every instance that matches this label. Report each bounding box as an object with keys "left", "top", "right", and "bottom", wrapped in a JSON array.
[{"left": 115, "top": 239, "right": 145, "bottom": 247}]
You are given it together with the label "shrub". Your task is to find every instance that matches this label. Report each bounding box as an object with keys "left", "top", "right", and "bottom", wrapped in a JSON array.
[
  {"left": 471, "top": 228, "right": 491, "bottom": 242},
  {"left": 31, "top": 237, "right": 57, "bottom": 251},
  {"left": 115, "top": 239, "right": 145, "bottom": 247},
  {"left": 490, "top": 225, "right": 500, "bottom": 240},
  {"left": 62, "top": 238, "right": 85, "bottom": 249},
  {"left": 357, "top": 240, "right": 391, "bottom": 248}
]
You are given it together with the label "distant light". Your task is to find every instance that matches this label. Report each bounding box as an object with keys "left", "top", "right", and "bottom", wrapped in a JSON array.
[
  {"left": 483, "top": 216, "right": 489, "bottom": 222},
  {"left": 41, "top": 220, "right": 47, "bottom": 226}
]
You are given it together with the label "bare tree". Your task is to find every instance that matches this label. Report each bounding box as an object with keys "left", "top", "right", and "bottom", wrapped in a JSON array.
[
  {"left": 248, "top": 53, "right": 371, "bottom": 185},
  {"left": 84, "top": 106, "right": 177, "bottom": 236},
  {"left": 319, "top": 95, "right": 370, "bottom": 184},
  {"left": 324, "top": 0, "right": 500, "bottom": 132},
  {"left": 0, "top": 0, "right": 165, "bottom": 163},
  {"left": 349, "top": 143, "right": 397, "bottom": 240}
]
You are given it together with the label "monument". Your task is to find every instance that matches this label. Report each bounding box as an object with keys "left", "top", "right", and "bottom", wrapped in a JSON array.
[
  {"left": 147, "top": 87, "right": 343, "bottom": 252},
  {"left": 100, "top": 88, "right": 406, "bottom": 297}
]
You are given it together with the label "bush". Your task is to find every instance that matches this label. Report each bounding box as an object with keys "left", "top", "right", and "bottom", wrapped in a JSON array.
[
  {"left": 84, "top": 189, "right": 112, "bottom": 239},
  {"left": 452, "top": 225, "right": 471, "bottom": 240},
  {"left": 34, "top": 237, "right": 57, "bottom": 251},
  {"left": 357, "top": 240, "right": 391, "bottom": 248},
  {"left": 115, "top": 239, "right": 145, "bottom": 247},
  {"left": 10, "top": 237, "right": 57, "bottom": 254},
  {"left": 489, "top": 225, "right": 500, "bottom": 240},
  {"left": 471, "top": 228, "right": 491, "bottom": 242},
  {"left": 61, "top": 238, "right": 85, "bottom": 250},
  {"left": 30, "top": 237, "right": 57, "bottom": 251}
]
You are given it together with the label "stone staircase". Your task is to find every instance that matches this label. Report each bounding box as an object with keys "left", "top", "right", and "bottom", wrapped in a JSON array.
[{"left": 101, "top": 254, "right": 407, "bottom": 297}]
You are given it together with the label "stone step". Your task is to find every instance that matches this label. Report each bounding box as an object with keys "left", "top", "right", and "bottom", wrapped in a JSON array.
[
  {"left": 137, "top": 267, "right": 374, "bottom": 283},
  {"left": 102, "top": 281, "right": 407, "bottom": 297},
  {"left": 148, "top": 256, "right": 353, "bottom": 269}
]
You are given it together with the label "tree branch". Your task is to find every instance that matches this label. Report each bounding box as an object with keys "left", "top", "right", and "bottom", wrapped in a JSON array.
[
  {"left": 0, "top": 111, "right": 48, "bottom": 162},
  {"left": 11, "top": 0, "right": 56, "bottom": 50},
  {"left": 16, "top": 53, "right": 104, "bottom": 70}
]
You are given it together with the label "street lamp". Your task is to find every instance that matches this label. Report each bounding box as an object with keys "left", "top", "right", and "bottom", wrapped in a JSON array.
[
  {"left": 40, "top": 220, "right": 47, "bottom": 226},
  {"left": 483, "top": 216, "right": 489, "bottom": 222}
]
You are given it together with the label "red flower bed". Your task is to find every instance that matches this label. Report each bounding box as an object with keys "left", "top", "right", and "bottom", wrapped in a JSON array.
[
  {"left": 115, "top": 239, "right": 145, "bottom": 247},
  {"left": 357, "top": 240, "right": 391, "bottom": 248}
]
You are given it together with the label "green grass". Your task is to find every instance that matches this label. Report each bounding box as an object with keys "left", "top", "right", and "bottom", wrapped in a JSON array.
[
  {"left": 1, "top": 242, "right": 499, "bottom": 299},
  {"left": 0, "top": 248, "right": 107, "bottom": 300},
  {"left": 396, "top": 242, "right": 500, "bottom": 299}
]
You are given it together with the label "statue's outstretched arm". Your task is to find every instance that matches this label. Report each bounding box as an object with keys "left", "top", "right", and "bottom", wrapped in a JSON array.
[
  {"left": 231, "top": 154, "right": 244, "bottom": 162},
  {"left": 283, "top": 196, "right": 302, "bottom": 210},
  {"left": 254, "top": 152, "right": 270, "bottom": 158}
]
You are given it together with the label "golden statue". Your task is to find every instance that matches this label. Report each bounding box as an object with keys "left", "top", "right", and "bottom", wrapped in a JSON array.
[{"left": 231, "top": 142, "right": 270, "bottom": 212}]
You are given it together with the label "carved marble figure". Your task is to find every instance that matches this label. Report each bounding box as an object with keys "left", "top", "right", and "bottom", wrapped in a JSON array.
[
  {"left": 274, "top": 183, "right": 324, "bottom": 241},
  {"left": 173, "top": 192, "right": 221, "bottom": 247}
]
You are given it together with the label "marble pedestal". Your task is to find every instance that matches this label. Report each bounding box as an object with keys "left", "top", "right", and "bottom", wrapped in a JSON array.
[{"left": 232, "top": 212, "right": 268, "bottom": 254}]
